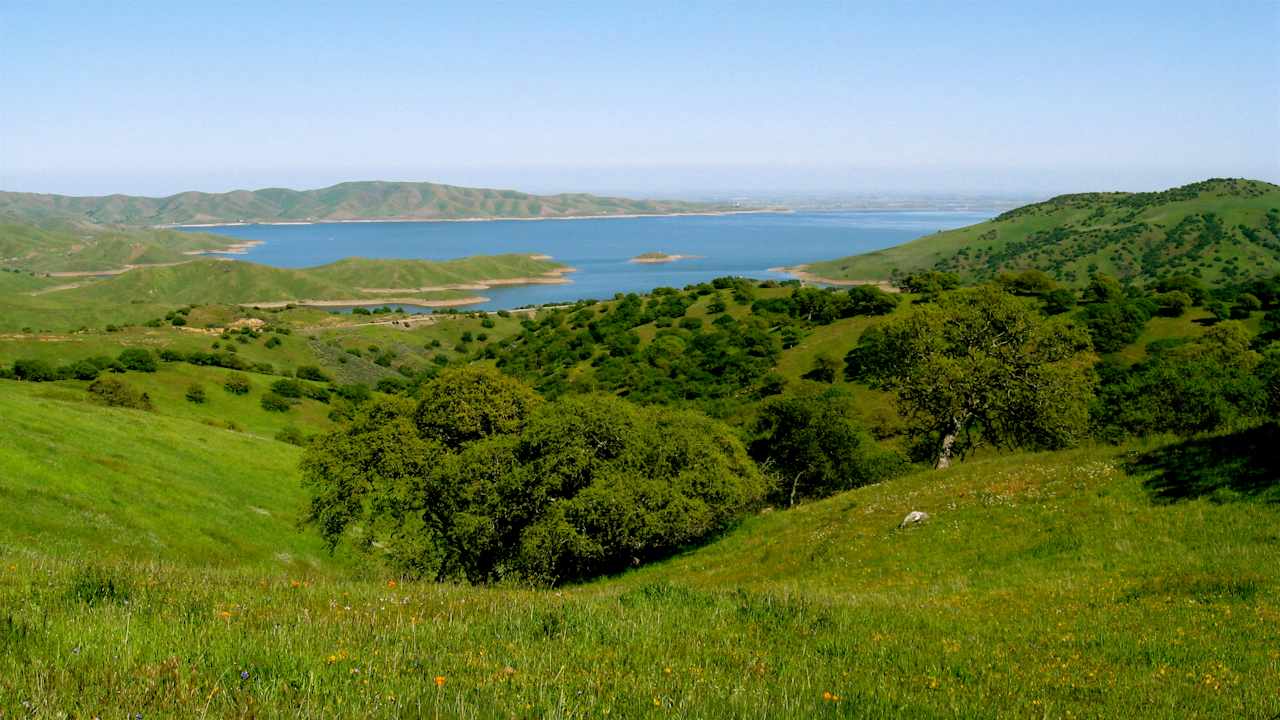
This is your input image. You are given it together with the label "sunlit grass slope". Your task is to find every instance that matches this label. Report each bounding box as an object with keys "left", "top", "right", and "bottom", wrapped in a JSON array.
[
  {"left": 0, "top": 380, "right": 337, "bottom": 572},
  {"left": 1, "top": 426, "right": 1275, "bottom": 717}
]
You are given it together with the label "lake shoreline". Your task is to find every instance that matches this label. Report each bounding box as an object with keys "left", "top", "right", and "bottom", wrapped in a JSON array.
[{"left": 242, "top": 296, "right": 492, "bottom": 310}]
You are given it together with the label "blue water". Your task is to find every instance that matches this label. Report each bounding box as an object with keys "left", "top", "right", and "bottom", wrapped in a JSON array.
[{"left": 186, "top": 210, "right": 992, "bottom": 311}]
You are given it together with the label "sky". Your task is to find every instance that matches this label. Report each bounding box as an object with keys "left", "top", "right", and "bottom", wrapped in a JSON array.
[{"left": 1, "top": 1, "right": 1277, "bottom": 198}]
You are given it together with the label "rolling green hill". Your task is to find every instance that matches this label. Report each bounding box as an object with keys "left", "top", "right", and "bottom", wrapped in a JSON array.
[
  {"left": 0, "top": 222, "right": 237, "bottom": 273},
  {"left": 0, "top": 376, "right": 1274, "bottom": 715},
  {"left": 804, "top": 178, "right": 1280, "bottom": 286},
  {"left": 0, "top": 254, "right": 565, "bottom": 331},
  {"left": 0, "top": 180, "right": 732, "bottom": 227}
]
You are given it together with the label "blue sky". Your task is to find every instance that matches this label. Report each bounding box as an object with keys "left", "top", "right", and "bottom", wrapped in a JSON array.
[{"left": 1, "top": 1, "right": 1276, "bottom": 196}]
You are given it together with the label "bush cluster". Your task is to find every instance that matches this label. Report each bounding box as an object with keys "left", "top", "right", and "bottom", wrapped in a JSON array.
[{"left": 302, "top": 368, "right": 767, "bottom": 585}]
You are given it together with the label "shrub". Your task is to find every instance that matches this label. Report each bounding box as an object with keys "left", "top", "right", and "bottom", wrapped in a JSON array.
[
  {"left": 844, "top": 285, "right": 899, "bottom": 315},
  {"left": 87, "top": 377, "right": 152, "bottom": 410},
  {"left": 223, "top": 374, "right": 251, "bottom": 395},
  {"left": 64, "top": 360, "right": 101, "bottom": 381},
  {"left": 12, "top": 358, "right": 56, "bottom": 382},
  {"left": 270, "top": 378, "right": 305, "bottom": 398},
  {"left": 333, "top": 383, "right": 371, "bottom": 404},
  {"left": 1079, "top": 301, "right": 1150, "bottom": 353},
  {"left": 276, "top": 425, "right": 307, "bottom": 446},
  {"left": 260, "top": 392, "right": 294, "bottom": 412},
  {"left": 1041, "top": 288, "right": 1077, "bottom": 315},
  {"left": 296, "top": 365, "right": 330, "bottom": 382},
  {"left": 264, "top": 336, "right": 282, "bottom": 349},
  {"left": 801, "top": 354, "right": 838, "bottom": 383},
  {"left": 376, "top": 377, "right": 407, "bottom": 394},
  {"left": 1156, "top": 291, "right": 1193, "bottom": 317},
  {"left": 750, "top": 390, "right": 902, "bottom": 505},
  {"left": 185, "top": 383, "right": 207, "bottom": 404},
  {"left": 117, "top": 348, "right": 158, "bottom": 373}
]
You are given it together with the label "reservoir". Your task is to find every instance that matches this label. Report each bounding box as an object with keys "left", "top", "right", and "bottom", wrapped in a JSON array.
[{"left": 186, "top": 210, "right": 993, "bottom": 310}]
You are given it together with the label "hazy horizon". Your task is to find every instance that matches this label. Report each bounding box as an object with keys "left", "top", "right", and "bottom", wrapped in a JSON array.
[{"left": 2, "top": 1, "right": 1276, "bottom": 198}]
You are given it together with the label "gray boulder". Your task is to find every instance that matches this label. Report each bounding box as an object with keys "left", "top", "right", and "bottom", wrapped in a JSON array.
[{"left": 898, "top": 510, "right": 930, "bottom": 529}]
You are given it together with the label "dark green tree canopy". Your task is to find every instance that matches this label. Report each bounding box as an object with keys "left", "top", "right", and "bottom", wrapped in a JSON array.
[{"left": 302, "top": 380, "right": 766, "bottom": 585}]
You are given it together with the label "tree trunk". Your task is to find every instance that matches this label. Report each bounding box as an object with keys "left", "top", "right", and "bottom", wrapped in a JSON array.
[
  {"left": 789, "top": 472, "right": 805, "bottom": 507},
  {"left": 935, "top": 417, "right": 961, "bottom": 469}
]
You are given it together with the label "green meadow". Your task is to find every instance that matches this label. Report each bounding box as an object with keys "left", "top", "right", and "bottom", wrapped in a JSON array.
[{"left": 1, "top": 375, "right": 1276, "bottom": 717}]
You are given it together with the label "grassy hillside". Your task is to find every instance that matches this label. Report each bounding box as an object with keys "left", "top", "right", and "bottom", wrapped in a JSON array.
[
  {"left": 54, "top": 255, "right": 564, "bottom": 305},
  {"left": 0, "top": 254, "right": 565, "bottom": 331},
  {"left": 0, "top": 380, "right": 340, "bottom": 571},
  {"left": 805, "top": 178, "right": 1280, "bottom": 286},
  {"left": 0, "top": 405, "right": 1274, "bottom": 715},
  {"left": 0, "top": 221, "right": 237, "bottom": 273},
  {"left": 306, "top": 255, "right": 569, "bottom": 289},
  {"left": 0, "top": 180, "right": 732, "bottom": 226}
]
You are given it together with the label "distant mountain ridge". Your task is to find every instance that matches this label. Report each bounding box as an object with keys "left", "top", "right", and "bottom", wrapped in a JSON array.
[
  {"left": 801, "top": 178, "right": 1280, "bottom": 287},
  {"left": 0, "top": 180, "right": 734, "bottom": 227}
]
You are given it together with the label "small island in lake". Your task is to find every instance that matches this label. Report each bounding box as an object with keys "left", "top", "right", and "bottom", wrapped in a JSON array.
[{"left": 629, "top": 252, "right": 703, "bottom": 264}]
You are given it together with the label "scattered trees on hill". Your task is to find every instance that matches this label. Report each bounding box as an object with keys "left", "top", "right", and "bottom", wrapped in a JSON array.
[{"left": 301, "top": 368, "right": 766, "bottom": 585}]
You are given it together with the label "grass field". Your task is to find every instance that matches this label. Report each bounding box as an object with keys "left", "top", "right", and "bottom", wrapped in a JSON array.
[
  {"left": 1, "top": 383, "right": 1275, "bottom": 717},
  {"left": 0, "top": 381, "right": 338, "bottom": 570}
]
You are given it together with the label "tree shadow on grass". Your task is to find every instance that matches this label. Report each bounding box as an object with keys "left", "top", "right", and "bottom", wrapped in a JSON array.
[{"left": 1127, "top": 423, "right": 1280, "bottom": 504}]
